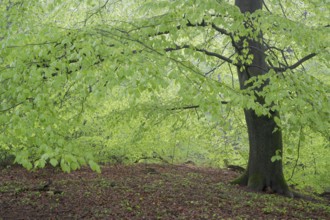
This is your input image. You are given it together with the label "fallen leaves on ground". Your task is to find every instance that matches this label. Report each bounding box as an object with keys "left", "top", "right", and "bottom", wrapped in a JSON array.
[{"left": 0, "top": 164, "right": 329, "bottom": 219}]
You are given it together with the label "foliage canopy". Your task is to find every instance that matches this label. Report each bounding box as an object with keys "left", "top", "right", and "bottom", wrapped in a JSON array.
[{"left": 1, "top": 0, "right": 329, "bottom": 191}]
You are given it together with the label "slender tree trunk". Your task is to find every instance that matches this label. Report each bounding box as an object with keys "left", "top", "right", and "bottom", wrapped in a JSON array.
[{"left": 232, "top": 0, "right": 291, "bottom": 196}]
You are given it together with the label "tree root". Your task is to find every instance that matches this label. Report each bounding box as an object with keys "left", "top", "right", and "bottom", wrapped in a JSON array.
[{"left": 230, "top": 172, "right": 294, "bottom": 198}]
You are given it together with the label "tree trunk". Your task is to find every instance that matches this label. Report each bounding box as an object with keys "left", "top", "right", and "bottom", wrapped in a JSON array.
[{"left": 232, "top": 0, "right": 291, "bottom": 196}]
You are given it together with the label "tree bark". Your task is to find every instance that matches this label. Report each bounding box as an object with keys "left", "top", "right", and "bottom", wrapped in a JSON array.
[{"left": 232, "top": 0, "right": 291, "bottom": 196}]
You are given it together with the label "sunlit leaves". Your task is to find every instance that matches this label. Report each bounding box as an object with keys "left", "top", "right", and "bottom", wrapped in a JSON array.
[
  {"left": 50, "top": 158, "right": 58, "bottom": 167},
  {"left": 88, "top": 160, "right": 101, "bottom": 173},
  {"left": 271, "top": 149, "right": 282, "bottom": 162},
  {"left": 0, "top": 0, "right": 329, "bottom": 195}
]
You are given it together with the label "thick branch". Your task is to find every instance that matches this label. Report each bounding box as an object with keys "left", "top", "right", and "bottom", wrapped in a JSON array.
[
  {"left": 186, "top": 19, "right": 231, "bottom": 36},
  {"left": 0, "top": 101, "right": 24, "bottom": 112},
  {"left": 211, "top": 23, "right": 230, "bottom": 36},
  {"left": 164, "top": 44, "right": 189, "bottom": 52},
  {"left": 272, "top": 53, "right": 317, "bottom": 72},
  {"left": 195, "top": 48, "right": 234, "bottom": 64},
  {"left": 0, "top": 97, "right": 34, "bottom": 112},
  {"left": 169, "top": 102, "right": 228, "bottom": 111},
  {"left": 149, "top": 19, "right": 232, "bottom": 38},
  {"left": 169, "top": 105, "right": 200, "bottom": 111},
  {"left": 165, "top": 44, "right": 235, "bottom": 65}
]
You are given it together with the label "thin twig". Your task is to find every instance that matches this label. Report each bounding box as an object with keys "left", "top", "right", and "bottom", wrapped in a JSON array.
[{"left": 288, "top": 126, "right": 303, "bottom": 181}]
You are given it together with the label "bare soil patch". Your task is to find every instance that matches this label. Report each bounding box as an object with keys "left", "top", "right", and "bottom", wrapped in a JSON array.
[{"left": 0, "top": 164, "right": 329, "bottom": 219}]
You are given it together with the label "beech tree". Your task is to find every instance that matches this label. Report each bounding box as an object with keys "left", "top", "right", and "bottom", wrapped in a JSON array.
[
  {"left": 1, "top": 1, "right": 329, "bottom": 195},
  {"left": 231, "top": 0, "right": 328, "bottom": 195},
  {"left": 233, "top": 0, "right": 290, "bottom": 196},
  {"left": 104, "top": 0, "right": 328, "bottom": 196}
]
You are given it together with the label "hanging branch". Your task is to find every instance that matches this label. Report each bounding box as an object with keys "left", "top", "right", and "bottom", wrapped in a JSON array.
[{"left": 288, "top": 126, "right": 303, "bottom": 182}]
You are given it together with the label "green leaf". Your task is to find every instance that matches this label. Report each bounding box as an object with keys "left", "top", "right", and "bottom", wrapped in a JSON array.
[
  {"left": 49, "top": 158, "right": 58, "bottom": 167},
  {"left": 271, "top": 150, "right": 282, "bottom": 162},
  {"left": 34, "top": 159, "right": 46, "bottom": 168},
  {"left": 60, "top": 159, "right": 71, "bottom": 173},
  {"left": 22, "top": 160, "right": 33, "bottom": 170},
  {"left": 88, "top": 160, "right": 101, "bottom": 173}
]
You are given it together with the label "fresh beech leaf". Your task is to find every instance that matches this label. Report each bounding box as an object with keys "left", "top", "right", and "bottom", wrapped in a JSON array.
[
  {"left": 271, "top": 150, "right": 282, "bottom": 162},
  {"left": 60, "top": 159, "right": 71, "bottom": 173},
  {"left": 50, "top": 158, "right": 58, "bottom": 167},
  {"left": 88, "top": 160, "right": 101, "bottom": 173}
]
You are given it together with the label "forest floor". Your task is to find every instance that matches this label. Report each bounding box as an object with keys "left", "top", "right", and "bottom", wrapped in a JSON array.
[{"left": 0, "top": 163, "right": 329, "bottom": 219}]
